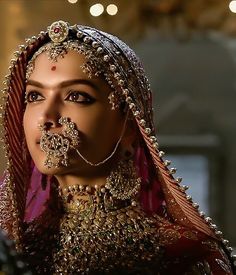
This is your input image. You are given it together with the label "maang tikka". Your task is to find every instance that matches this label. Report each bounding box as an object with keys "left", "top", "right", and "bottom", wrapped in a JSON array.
[{"left": 39, "top": 117, "right": 79, "bottom": 169}]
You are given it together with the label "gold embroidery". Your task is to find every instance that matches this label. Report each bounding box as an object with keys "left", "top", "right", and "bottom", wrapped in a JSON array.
[
  {"left": 158, "top": 228, "right": 181, "bottom": 246},
  {"left": 23, "top": 188, "right": 166, "bottom": 274},
  {"left": 215, "top": 258, "right": 232, "bottom": 273},
  {"left": 0, "top": 173, "right": 21, "bottom": 248},
  {"left": 182, "top": 230, "right": 198, "bottom": 240},
  {"left": 201, "top": 239, "right": 219, "bottom": 251}
]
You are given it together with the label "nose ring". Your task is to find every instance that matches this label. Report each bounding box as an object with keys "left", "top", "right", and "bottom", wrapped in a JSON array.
[{"left": 38, "top": 117, "right": 80, "bottom": 169}]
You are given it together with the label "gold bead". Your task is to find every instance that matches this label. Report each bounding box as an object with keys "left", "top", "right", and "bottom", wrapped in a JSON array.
[
  {"left": 158, "top": 151, "right": 165, "bottom": 157},
  {"left": 176, "top": 177, "right": 182, "bottom": 183},
  {"left": 153, "top": 142, "right": 159, "bottom": 149},
  {"left": 139, "top": 119, "right": 145, "bottom": 126},
  {"left": 145, "top": 128, "right": 151, "bottom": 134},
  {"left": 164, "top": 160, "right": 171, "bottom": 166},
  {"left": 85, "top": 186, "right": 91, "bottom": 193},
  {"left": 110, "top": 64, "right": 116, "bottom": 72},
  {"left": 169, "top": 168, "right": 177, "bottom": 174},
  {"left": 122, "top": 89, "right": 129, "bottom": 96},
  {"left": 134, "top": 111, "right": 140, "bottom": 117}
]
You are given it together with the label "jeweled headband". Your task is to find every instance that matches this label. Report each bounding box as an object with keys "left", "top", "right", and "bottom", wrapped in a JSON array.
[{"left": 1, "top": 20, "right": 234, "bottom": 257}]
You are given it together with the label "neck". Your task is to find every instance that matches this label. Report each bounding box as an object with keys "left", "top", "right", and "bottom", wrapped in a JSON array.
[
  {"left": 55, "top": 174, "right": 107, "bottom": 190},
  {"left": 53, "top": 157, "right": 140, "bottom": 213},
  {"left": 54, "top": 151, "right": 121, "bottom": 190}
]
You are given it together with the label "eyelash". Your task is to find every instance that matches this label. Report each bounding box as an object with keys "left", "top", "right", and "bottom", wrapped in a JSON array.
[
  {"left": 65, "top": 91, "right": 95, "bottom": 104},
  {"left": 25, "top": 91, "right": 44, "bottom": 103},
  {"left": 25, "top": 90, "right": 95, "bottom": 104}
]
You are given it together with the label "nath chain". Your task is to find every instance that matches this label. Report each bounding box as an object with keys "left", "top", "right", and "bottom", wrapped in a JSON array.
[{"left": 75, "top": 110, "right": 129, "bottom": 167}]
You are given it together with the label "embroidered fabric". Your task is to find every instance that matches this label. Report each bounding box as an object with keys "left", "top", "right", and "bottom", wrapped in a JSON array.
[{"left": 22, "top": 184, "right": 233, "bottom": 274}]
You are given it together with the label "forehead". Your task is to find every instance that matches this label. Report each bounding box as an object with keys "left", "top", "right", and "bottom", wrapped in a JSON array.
[
  {"left": 29, "top": 51, "right": 87, "bottom": 81},
  {"left": 27, "top": 50, "right": 113, "bottom": 97}
]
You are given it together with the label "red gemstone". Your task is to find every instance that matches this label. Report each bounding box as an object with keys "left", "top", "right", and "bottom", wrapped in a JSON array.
[{"left": 54, "top": 27, "right": 61, "bottom": 33}]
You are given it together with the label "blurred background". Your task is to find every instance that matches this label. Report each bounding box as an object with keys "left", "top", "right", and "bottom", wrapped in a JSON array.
[{"left": 0, "top": 0, "right": 236, "bottom": 247}]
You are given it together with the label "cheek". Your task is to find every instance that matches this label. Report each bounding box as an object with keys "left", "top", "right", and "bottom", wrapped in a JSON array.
[
  {"left": 23, "top": 112, "right": 30, "bottom": 141},
  {"left": 23, "top": 109, "right": 37, "bottom": 147},
  {"left": 74, "top": 109, "right": 123, "bottom": 145}
]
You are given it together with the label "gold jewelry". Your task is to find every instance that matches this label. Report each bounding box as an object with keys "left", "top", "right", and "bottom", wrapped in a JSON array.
[
  {"left": 25, "top": 21, "right": 125, "bottom": 111},
  {"left": 108, "top": 91, "right": 120, "bottom": 110},
  {"left": 39, "top": 111, "right": 130, "bottom": 169},
  {"left": 39, "top": 117, "right": 79, "bottom": 169},
  {"left": 105, "top": 159, "right": 141, "bottom": 200},
  {"left": 74, "top": 110, "right": 130, "bottom": 167},
  {"left": 48, "top": 20, "right": 69, "bottom": 43},
  {"left": 26, "top": 40, "right": 85, "bottom": 79}
]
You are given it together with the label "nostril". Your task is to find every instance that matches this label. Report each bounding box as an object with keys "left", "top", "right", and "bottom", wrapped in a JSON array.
[{"left": 44, "top": 121, "right": 54, "bottom": 130}]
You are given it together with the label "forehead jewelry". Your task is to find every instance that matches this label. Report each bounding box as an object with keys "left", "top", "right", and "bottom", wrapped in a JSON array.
[
  {"left": 26, "top": 21, "right": 96, "bottom": 80},
  {"left": 39, "top": 117, "right": 79, "bottom": 169},
  {"left": 26, "top": 21, "right": 70, "bottom": 79},
  {"left": 25, "top": 21, "right": 124, "bottom": 110}
]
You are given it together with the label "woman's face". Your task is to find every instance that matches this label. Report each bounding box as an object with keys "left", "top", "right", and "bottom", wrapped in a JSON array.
[{"left": 23, "top": 51, "right": 125, "bottom": 176}]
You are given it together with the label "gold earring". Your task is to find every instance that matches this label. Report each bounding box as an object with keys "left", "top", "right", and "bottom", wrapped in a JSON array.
[{"left": 105, "top": 159, "right": 141, "bottom": 201}]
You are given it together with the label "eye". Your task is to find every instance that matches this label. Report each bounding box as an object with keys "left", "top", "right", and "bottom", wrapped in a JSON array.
[
  {"left": 25, "top": 91, "right": 44, "bottom": 103},
  {"left": 65, "top": 91, "right": 95, "bottom": 104}
]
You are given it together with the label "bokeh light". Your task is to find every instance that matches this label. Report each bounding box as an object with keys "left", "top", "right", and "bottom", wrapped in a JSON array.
[
  {"left": 229, "top": 0, "right": 236, "bottom": 13},
  {"left": 106, "top": 4, "right": 118, "bottom": 16},
  {"left": 67, "top": 0, "right": 78, "bottom": 3},
  {"left": 90, "top": 3, "right": 104, "bottom": 17}
]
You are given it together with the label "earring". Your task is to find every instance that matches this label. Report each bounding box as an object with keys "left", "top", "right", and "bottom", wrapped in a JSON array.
[{"left": 105, "top": 159, "right": 141, "bottom": 201}]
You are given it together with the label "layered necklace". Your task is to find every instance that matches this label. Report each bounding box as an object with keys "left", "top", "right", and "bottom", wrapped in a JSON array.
[{"left": 52, "top": 183, "right": 163, "bottom": 274}]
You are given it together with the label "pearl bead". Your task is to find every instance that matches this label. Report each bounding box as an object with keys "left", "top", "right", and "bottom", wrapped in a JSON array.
[
  {"left": 109, "top": 66, "right": 116, "bottom": 73},
  {"left": 158, "top": 151, "right": 165, "bottom": 157},
  {"left": 139, "top": 119, "right": 145, "bottom": 126}
]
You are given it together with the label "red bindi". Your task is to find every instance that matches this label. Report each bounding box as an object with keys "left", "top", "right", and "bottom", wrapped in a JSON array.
[{"left": 51, "top": 66, "right": 56, "bottom": 71}]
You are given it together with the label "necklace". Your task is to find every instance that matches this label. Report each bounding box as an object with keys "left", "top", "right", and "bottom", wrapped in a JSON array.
[
  {"left": 58, "top": 183, "right": 137, "bottom": 213},
  {"left": 23, "top": 182, "right": 166, "bottom": 274},
  {"left": 50, "top": 182, "right": 163, "bottom": 274},
  {"left": 59, "top": 183, "right": 106, "bottom": 198}
]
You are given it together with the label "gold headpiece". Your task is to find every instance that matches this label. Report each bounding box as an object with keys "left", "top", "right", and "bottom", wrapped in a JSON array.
[
  {"left": 26, "top": 21, "right": 73, "bottom": 78},
  {"left": 47, "top": 20, "right": 69, "bottom": 43},
  {"left": 25, "top": 21, "right": 125, "bottom": 110}
]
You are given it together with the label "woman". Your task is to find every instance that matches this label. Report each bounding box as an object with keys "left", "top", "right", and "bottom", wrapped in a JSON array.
[{"left": 0, "top": 20, "right": 235, "bottom": 274}]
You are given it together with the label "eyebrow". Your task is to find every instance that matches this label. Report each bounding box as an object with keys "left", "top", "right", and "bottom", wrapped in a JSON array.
[{"left": 26, "top": 79, "right": 99, "bottom": 91}]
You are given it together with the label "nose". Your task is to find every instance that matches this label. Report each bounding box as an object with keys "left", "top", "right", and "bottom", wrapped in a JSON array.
[{"left": 38, "top": 100, "right": 61, "bottom": 130}]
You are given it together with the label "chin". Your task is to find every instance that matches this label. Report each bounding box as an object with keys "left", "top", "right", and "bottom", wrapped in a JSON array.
[{"left": 33, "top": 159, "right": 70, "bottom": 175}]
